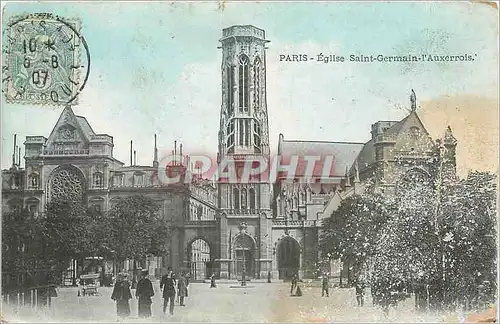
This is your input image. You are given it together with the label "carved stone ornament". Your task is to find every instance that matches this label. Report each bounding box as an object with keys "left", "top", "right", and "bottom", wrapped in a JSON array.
[{"left": 238, "top": 222, "right": 248, "bottom": 232}]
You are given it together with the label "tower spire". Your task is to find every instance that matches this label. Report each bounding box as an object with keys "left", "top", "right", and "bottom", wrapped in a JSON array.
[{"left": 410, "top": 89, "right": 417, "bottom": 111}]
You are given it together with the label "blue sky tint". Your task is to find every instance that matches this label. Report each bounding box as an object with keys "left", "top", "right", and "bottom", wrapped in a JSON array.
[{"left": 1, "top": 1, "right": 498, "bottom": 169}]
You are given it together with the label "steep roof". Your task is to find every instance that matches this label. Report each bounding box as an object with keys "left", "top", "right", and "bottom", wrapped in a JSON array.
[
  {"left": 278, "top": 137, "right": 364, "bottom": 178},
  {"left": 75, "top": 116, "right": 96, "bottom": 138}
]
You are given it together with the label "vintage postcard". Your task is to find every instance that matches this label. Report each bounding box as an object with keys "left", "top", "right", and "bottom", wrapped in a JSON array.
[{"left": 1, "top": 1, "right": 498, "bottom": 323}]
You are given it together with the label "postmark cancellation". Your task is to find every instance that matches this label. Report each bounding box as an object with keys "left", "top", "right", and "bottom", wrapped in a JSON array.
[{"left": 3, "top": 13, "right": 89, "bottom": 106}]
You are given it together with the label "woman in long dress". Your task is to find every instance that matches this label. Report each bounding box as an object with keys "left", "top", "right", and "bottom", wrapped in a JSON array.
[
  {"left": 177, "top": 274, "right": 187, "bottom": 306},
  {"left": 111, "top": 273, "right": 132, "bottom": 318},
  {"left": 136, "top": 270, "right": 154, "bottom": 317}
]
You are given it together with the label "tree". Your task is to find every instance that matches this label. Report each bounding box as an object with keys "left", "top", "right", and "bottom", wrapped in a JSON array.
[
  {"left": 440, "top": 171, "right": 497, "bottom": 310},
  {"left": 320, "top": 188, "right": 393, "bottom": 284},
  {"left": 104, "top": 195, "right": 171, "bottom": 274},
  {"left": 42, "top": 200, "right": 102, "bottom": 268},
  {"left": 2, "top": 208, "right": 45, "bottom": 273}
]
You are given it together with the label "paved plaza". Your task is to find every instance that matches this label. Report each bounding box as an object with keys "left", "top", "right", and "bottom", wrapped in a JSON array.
[{"left": 1, "top": 281, "right": 464, "bottom": 323}]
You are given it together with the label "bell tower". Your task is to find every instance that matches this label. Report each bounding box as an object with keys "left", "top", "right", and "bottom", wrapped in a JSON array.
[
  {"left": 218, "top": 25, "right": 270, "bottom": 158},
  {"left": 216, "top": 25, "right": 273, "bottom": 279}
]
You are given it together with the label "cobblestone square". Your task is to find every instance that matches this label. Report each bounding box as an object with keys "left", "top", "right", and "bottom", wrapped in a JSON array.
[{"left": 2, "top": 282, "right": 457, "bottom": 323}]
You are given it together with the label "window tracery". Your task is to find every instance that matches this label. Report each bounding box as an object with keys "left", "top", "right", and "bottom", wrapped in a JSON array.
[
  {"left": 233, "top": 188, "right": 240, "bottom": 210},
  {"left": 50, "top": 168, "right": 84, "bottom": 202},
  {"left": 241, "top": 188, "right": 247, "bottom": 210},
  {"left": 238, "top": 55, "right": 250, "bottom": 112}
]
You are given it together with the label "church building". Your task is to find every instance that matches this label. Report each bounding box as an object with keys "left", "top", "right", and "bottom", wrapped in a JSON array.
[{"left": 2, "top": 25, "right": 457, "bottom": 283}]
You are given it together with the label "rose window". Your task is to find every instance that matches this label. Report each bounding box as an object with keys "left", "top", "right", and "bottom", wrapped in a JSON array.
[{"left": 50, "top": 168, "right": 84, "bottom": 202}]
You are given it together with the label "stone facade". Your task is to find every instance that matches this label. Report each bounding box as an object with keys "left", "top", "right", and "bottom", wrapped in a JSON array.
[{"left": 2, "top": 26, "right": 457, "bottom": 283}]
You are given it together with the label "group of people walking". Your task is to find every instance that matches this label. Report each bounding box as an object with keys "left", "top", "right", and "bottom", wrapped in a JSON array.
[
  {"left": 111, "top": 267, "right": 191, "bottom": 318},
  {"left": 290, "top": 272, "right": 366, "bottom": 306}
]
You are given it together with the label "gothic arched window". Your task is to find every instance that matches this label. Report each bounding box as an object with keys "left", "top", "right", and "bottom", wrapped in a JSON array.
[
  {"left": 238, "top": 55, "right": 250, "bottom": 113},
  {"left": 50, "top": 167, "right": 84, "bottom": 202},
  {"left": 233, "top": 188, "right": 240, "bottom": 210},
  {"left": 227, "top": 65, "right": 235, "bottom": 116},
  {"left": 253, "top": 57, "right": 261, "bottom": 111},
  {"left": 241, "top": 188, "right": 247, "bottom": 210},
  {"left": 249, "top": 188, "right": 256, "bottom": 211}
]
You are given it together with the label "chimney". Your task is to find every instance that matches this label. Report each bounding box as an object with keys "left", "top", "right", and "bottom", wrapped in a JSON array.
[
  {"left": 180, "top": 143, "right": 183, "bottom": 166},
  {"left": 153, "top": 134, "right": 158, "bottom": 168},
  {"left": 12, "top": 134, "right": 17, "bottom": 168},
  {"left": 134, "top": 150, "right": 137, "bottom": 166},
  {"left": 174, "top": 140, "right": 177, "bottom": 166},
  {"left": 130, "top": 140, "right": 133, "bottom": 166},
  {"left": 18, "top": 147, "right": 21, "bottom": 167}
]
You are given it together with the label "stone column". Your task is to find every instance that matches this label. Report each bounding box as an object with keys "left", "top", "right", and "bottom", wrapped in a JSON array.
[
  {"left": 217, "top": 213, "right": 230, "bottom": 279},
  {"left": 258, "top": 212, "right": 274, "bottom": 278}
]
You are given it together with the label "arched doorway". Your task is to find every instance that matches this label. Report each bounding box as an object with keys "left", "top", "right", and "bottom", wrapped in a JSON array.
[
  {"left": 233, "top": 233, "right": 255, "bottom": 279},
  {"left": 188, "top": 239, "right": 211, "bottom": 280},
  {"left": 277, "top": 237, "right": 300, "bottom": 280}
]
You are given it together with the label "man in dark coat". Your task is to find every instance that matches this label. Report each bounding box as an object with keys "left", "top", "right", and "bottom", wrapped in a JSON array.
[
  {"left": 290, "top": 274, "right": 298, "bottom": 295},
  {"left": 210, "top": 274, "right": 216, "bottom": 288},
  {"left": 322, "top": 273, "right": 330, "bottom": 297},
  {"left": 355, "top": 278, "right": 365, "bottom": 307},
  {"left": 160, "top": 267, "right": 176, "bottom": 315},
  {"left": 111, "top": 273, "right": 132, "bottom": 318},
  {"left": 177, "top": 273, "right": 187, "bottom": 306},
  {"left": 136, "top": 270, "right": 154, "bottom": 318}
]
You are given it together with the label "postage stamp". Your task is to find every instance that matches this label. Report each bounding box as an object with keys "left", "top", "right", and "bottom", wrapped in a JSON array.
[
  {"left": 0, "top": 1, "right": 498, "bottom": 324},
  {"left": 3, "top": 13, "right": 89, "bottom": 106}
]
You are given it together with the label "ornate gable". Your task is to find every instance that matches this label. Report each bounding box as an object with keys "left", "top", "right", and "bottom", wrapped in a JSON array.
[{"left": 44, "top": 106, "right": 93, "bottom": 152}]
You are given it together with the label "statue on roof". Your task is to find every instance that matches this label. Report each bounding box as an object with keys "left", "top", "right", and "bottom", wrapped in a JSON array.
[{"left": 410, "top": 89, "right": 417, "bottom": 111}]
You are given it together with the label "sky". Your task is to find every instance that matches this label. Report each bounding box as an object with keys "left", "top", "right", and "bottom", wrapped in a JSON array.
[{"left": 1, "top": 1, "right": 498, "bottom": 176}]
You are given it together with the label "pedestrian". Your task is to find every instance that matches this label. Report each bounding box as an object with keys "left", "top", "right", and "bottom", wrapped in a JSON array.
[
  {"left": 267, "top": 271, "right": 272, "bottom": 283},
  {"left": 111, "top": 273, "right": 132, "bottom": 318},
  {"left": 177, "top": 272, "right": 187, "bottom": 306},
  {"left": 322, "top": 273, "right": 330, "bottom": 297},
  {"left": 185, "top": 273, "right": 190, "bottom": 297},
  {"left": 210, "top": 273, "right": 216, "bottom": 288},
  {"left": 136, "top": 270, "right": 154, "bottom": 318},
  {"left": 160, "top": 267, "right": 176, "bottom": 315},
  {"left": 355, "top": 278, "right": 365, "bottom": 307},
  {"left": 290, "top": 274, "right": 298, "bottom": 295}
]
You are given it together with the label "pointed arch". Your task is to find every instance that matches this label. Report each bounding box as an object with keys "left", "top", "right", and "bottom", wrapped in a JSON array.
[
  {"left": 249, "top": 188, "right": 256, "bottom": 211},
  {"left": 233, "top": 187, "right": 240, "bottom": 210},
  {"left": 238, "top": 54, "right": 250, "bottom": 112},
  {"left": 241, "top": 188, "right": 248, "bottom": 210}
]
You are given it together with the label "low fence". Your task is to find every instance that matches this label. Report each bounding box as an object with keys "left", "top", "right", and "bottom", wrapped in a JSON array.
[{"left": 2, "top": 284, "right": 58, "bottom": 309}]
